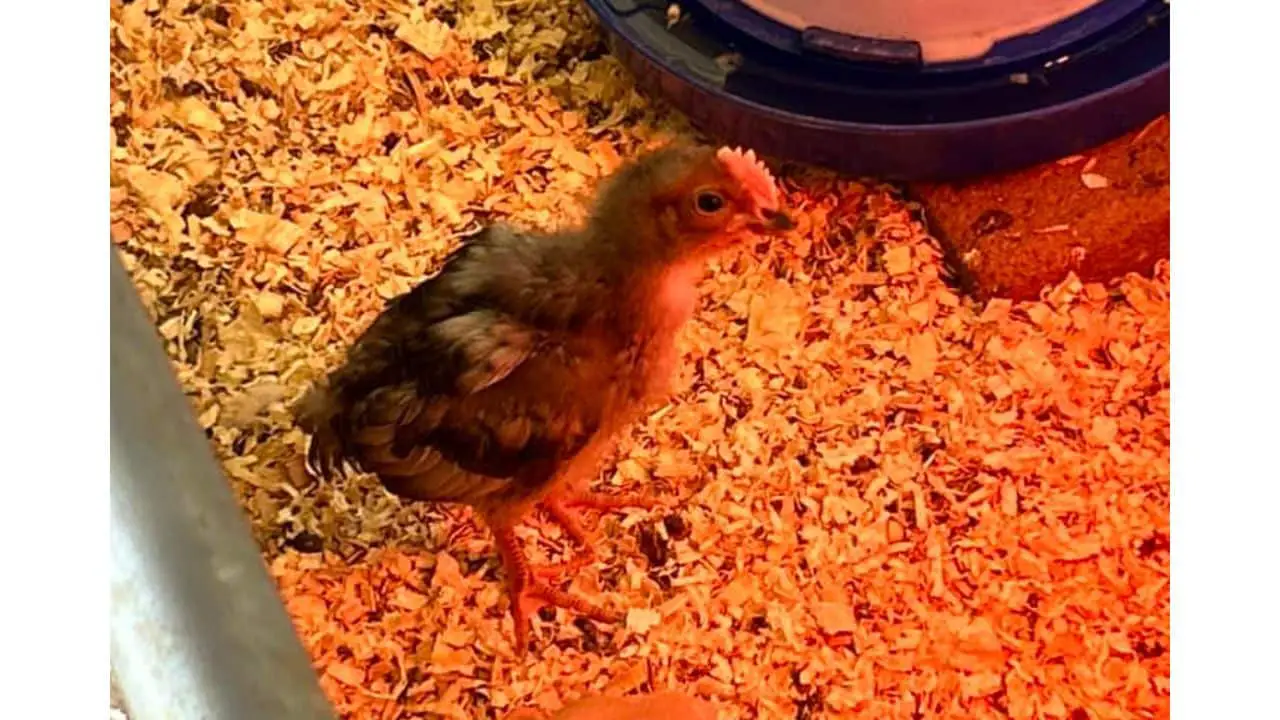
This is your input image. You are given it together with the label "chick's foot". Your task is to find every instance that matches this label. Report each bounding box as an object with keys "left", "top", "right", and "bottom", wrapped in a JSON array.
[
  {"left": 543, "top": 497, "right": 600, "bottom": 549},
  {"left": 538, "top": 491, "right": 661, "bottom": 574},
  {"left": 536, "top": 498, "right": 600, "bottom": 578},
  {"left": 493, "top": 523, "right": 620, "bottom": 655}
]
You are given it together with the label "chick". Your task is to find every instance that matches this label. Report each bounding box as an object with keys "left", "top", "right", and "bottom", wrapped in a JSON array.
[{"left": 296, "top": 143, "right": 792, "bottom": 653}]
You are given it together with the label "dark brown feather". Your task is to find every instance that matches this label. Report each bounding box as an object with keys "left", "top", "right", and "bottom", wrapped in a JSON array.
[{"left": 298, "top": 224, "right": 639, "bottom": 512}]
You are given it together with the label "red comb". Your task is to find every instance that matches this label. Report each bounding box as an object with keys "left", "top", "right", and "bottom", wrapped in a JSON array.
[{"left": 716, "top": 146, "right": 780, "bottom": 210}]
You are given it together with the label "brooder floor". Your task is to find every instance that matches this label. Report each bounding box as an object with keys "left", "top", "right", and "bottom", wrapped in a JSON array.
[{"left": 110, "top": 1, "right": 1170, "bottom": 718}]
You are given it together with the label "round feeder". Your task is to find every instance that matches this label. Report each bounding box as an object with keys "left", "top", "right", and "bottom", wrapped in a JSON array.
[{"left": 583, "top": 0, "right": 1170, "bottom": 181}]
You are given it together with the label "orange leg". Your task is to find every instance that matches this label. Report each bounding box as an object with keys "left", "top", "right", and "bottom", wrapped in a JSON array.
[
  {"left": 543, "top": 497, "right": 599, "bottom": 547},
  {"left": 537, "top": 498, "right": 599, "bottom": 578},
  {"left": 490, "top": 520, "right": 621, "bottom": 655},
  {"left": 536, "top": 490, "right": 662, "bottom": 578}
]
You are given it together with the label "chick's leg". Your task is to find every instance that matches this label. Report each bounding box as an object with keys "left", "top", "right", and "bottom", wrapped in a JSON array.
[
  {"left": 527, "top": 438, "right": 663, "bottom": 586},
  {"left": 539, "top": 490, "right": 661, "bottom": 573},
  {"left": 529, "top": 434, "right": 657, "bottom": 575},
  {"left": 490, "top": 519, "right": 620, "bottom": 655},
  {"left": 554, "top": 434, "right": 664, "bottom": 512},
  {"left": 541, "top": 497, "right": 600, "bottom": 573}
]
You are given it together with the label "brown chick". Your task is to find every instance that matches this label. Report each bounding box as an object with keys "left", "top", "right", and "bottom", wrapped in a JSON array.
[{"left": 296, "top": 143, "right": 792, "bottom": 653}]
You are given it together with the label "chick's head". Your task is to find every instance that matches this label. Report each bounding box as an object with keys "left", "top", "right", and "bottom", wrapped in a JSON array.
[{"left": 590, "top": 142, "right": 794, "bottom": 263}]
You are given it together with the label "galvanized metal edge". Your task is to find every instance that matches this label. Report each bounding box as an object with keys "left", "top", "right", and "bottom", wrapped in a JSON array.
[{"left": 110, "top": 245, "right": 337, "bottom": 720}]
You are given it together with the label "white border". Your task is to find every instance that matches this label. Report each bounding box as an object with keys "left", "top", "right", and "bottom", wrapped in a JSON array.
[
  {"left": 1, "top": 1, "right": 110, "bottom": 715},
  {"left": 1172, "top": 1, "right": 1280, "bottom": 718},
  {"left": 0, "top": 1, "right": 1272, "bottom": 716}
]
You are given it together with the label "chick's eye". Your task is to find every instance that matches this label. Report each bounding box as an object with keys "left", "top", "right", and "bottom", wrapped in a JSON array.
[{"left": 695, "top": 191, "right": 725, "bottom": 214}]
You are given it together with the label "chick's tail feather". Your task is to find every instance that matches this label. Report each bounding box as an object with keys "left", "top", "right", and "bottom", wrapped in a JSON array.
[{"left": 294, "top": 380, "right": 347, "bottom": 481}]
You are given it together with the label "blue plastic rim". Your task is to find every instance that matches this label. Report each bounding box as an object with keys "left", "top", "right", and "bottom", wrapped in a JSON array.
[
  {"left": 685, "top": 0, "right": 1152, "bottom": 72},
  {"left": 584, "top": 0, "right": 1169, "bottom": 181}
]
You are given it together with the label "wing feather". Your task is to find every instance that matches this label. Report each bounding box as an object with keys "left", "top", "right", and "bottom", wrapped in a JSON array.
[{"left": 299, "top": 226, "right": 616, "bottom": 508}]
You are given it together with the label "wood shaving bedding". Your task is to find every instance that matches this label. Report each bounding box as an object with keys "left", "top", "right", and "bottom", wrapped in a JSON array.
[{"left": 110, "top": 1, "right": 1169, "bottom": 717}]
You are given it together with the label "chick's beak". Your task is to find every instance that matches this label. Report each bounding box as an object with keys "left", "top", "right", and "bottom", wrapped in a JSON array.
[{"left": 751, "top": 208, "right": 794, "bottom": 234}]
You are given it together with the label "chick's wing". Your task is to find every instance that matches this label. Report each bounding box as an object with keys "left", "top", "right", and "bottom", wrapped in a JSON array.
[{"left": 310, "top": 228, "right": 615, "bottom": 506}]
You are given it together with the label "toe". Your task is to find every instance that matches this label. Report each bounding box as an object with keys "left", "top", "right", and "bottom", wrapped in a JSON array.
[{"left": 528, "top": 581, "right": 622, "bottom": 624}]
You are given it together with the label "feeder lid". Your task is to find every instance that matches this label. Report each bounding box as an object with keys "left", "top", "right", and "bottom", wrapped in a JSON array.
[
  {"left": 583, "top": 0, "right": 1168, "bottom": 180},
  {"left": 725, "top": 0, "right": 1110, "bottom": 63}
]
